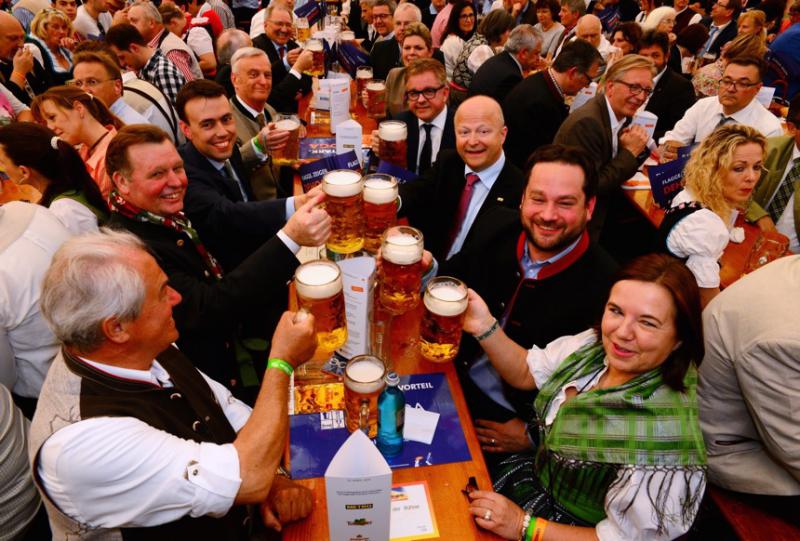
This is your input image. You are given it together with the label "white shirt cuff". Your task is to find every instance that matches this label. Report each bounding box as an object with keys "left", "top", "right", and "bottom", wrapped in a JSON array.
[
  {"left": 285, "top": 197, "right": 296, "bottom": 219},
  {"left": 277, "top": 229, "right": 301, "bottom": 254},
  {"left": 290, "top": 67, "right": 301, "bottom": 79},
  {"left": 187, "top": 442, "right": 242, "bottom": 518}
]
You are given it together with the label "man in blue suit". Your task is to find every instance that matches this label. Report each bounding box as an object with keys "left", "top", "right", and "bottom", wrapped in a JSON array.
[
  {"left": 176, "top": 79, "right": 319, "bottom": 270},
  {"left": 372, "top": 58, "right": 455, "bottom": 175}
]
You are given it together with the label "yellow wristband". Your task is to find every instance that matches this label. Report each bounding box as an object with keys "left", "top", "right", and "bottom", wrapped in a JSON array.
[
  {"left": 267, "top": 358, "right": 293, "bottom": 376},
  {"left": 532, "top": 518, "right": 548, "bottom": 541}
]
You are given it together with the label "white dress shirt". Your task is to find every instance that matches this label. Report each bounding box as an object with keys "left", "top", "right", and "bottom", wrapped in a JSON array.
[
  {"left": 446, "top": 152, "right": 506, "bottom": 259},
  {"left": 37, "top": 358, "right": 252, "bottom": 528},
  {"left": 526, "top": 329, "right": 705, "bottom": 541},
  {"left": 110, "top": 97, "right": 150, "bottom": 126},
  {"left": 604, "top": 96, "right": 626, "bottom": 158},
  {"left": 0, "top": 203, "right": 72, "bottom": 397},
  {"left": 48, "top": 198, "right": 99, "bottom": 236},
  {"left": 416, "top": 106, "right": 448, "bottom": 171},
  {"left": 72, "top": 6, "right": 111, "bottom": 38},
  {"left": 768, "top": 144, "right": 800, "bottom": 254},
  {"left": 659, "top": 95, "right": 783, "bottom": 145},
  {"left": 666, "top": 189, "right": 733, "bottom": 288}
]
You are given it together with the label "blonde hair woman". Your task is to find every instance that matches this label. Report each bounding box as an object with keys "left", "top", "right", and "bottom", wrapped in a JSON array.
[
  {"left": 385, "top": 22, "right": 433, "bottom": 117},
  {"left": 657, "top": 124, "right": 766, "bottom": 305},
  {"left": 29, "top": 8, "right": 76, "bottom": 86},
  {"left": 737, "top": 9, "right": 767, "bottom": 38}
]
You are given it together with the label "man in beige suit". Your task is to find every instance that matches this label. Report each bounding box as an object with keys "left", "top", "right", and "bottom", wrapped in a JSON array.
[
  {"left": 229, "top": 46, "right": 290, "bottom": 200},
  {"left": 698, "top": 255, "right": 800, "bottom": 496}
]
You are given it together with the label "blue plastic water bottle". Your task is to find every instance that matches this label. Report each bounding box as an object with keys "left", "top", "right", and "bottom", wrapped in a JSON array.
[{"left": 377, "top": 371, "right": 405, "bottom": 457}]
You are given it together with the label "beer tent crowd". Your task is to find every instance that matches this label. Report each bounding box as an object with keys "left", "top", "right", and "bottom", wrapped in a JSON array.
[{"left": 1, "top": 0, "right": 800, "bottom": 538}]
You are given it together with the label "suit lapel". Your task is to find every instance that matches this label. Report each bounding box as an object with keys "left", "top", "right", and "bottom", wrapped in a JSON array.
[
  {"left": 592, "top": 95, "right": 614, "bottom": 160},
  {"left": 406, "top": 116, "right": 420, "bottom": 174}
]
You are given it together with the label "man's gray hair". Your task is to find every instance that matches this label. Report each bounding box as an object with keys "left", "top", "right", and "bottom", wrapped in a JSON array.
[
  {"left": 218, "top": 29, "right": 252, "bottom": 65},
  {"left": 40, "top": 229, "right": 148, "bottom": 353},
  {"left": 504, "top": 24, "right": 543, "bottom": 54},
  {"left": 561, "top": 0, "right": 586, "bottom": 16},
  {"left": 231, "top": 46, "right": 269, "bottom": 73},
  {"left": 265, "top": 2, "right": 292, "bottom": 21},
  {"left": 132, "top": 0, "right": 163, "bottom": 23},
  {"left": 395, "top": 2, "right": 422, "bottom": 21}
]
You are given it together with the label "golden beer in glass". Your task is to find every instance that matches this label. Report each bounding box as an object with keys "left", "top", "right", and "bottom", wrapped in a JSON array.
[
  {"left": 271, "top": 113, "right": 301, "bottom": 165},
  {"left": 378, "top": 120, "right": 408, "bottom": 169},
  {"left": 295, "top": 260, "right": 348, "bottom": 354},
  {"left": 419, "top": 276, "right": 468, "bottom": 362},
  {"left": 303, "top": 39, "right": 325, "bottom": 77},
  {"left": 322, "top": 169, "right": 365, "bottom": 254},
  {"left": 295, "top": 16, "right": 310, "bottom": 43},
  {"left": 362, "top": 173, "right": 398, "bottom": 254},
  {"left": 356, "top": 66, "right": 373, "bottom": 105},
  {"left": 344, "top": 354, "right": 386, "bottom": 438},
  {"left": 366, "top": 79, "right": 387, "bottom": 119},
  {"left": 379, "top": 226, "right": 424, "bottom": 314}
]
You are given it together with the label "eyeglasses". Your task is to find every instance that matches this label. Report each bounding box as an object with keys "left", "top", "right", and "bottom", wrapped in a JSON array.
[
  {"left": 718, "top": 78, "right": 759, "bottom": 91},
  {"left": 459, "top": 13, "right": 475, "bottom": 19},
  {"left": 615, "top": 80, "right": 654, "bottom": 97},
  {"left": 405, "top": 85, "right": 445, "bottom": 101},
  {"left": 373, "top": 13, "right": 391, "bottom": 19},
  {"left": 267, "top": 20, "right": 293, "bottom": 28},
  {"left": 68, "top": 77, "right": 116, "bottom": 88}
]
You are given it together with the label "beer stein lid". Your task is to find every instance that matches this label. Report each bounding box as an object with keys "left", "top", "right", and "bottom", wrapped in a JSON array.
[{"left": 384, "top": 371, "right": 400, "bottom": 386}]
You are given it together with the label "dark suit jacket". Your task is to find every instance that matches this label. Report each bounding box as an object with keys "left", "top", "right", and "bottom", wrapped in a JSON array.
[
  {"left": 108, "top": 212, "right": 298, "bottom": 385},
  {"left": 215, "top": 63, "right": 234, "bottom": 97},
  {"left": 518, "top": 2, "right": 538, "bottom": 25},
  {"left": 503, "top": 70, "right": 569, "bottom": 169},
  {"left": 398, "top": 149, "right": 525, "bottom": 260},
  {"left": 468, "top": 51, "right": 523, "bottom": 105},
  {"left": 554, "top": 94, "right": 643, "bottom": 236},
  {"left": 369, "top": 38, "right": 447, "bottom": 80},
  {"left": 180, "top": 140, "right": 287, "bottom": 270},
  {"left": 702, "top": 17, "right": 738, "bottom": 58},
  {"left": 0, "top": 57, "right": 50, "bottom": 105},
  {"left": 394, "top": 106, "right": 456, "bottom": 174},
  {"left": 646, "top": 67, "right": 696, "bottom": 142},
  {"left": 252, "top": 34, "right": 311, "bottom": 113}
]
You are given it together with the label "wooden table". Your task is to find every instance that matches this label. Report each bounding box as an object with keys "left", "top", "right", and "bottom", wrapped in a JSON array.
[
  {"left": 622, "top": 178, "right": 790, "bottom": 289},
  {"left": 283, "top": 303, "right": 502, "bottom": 540},
  {"left": 284, "top": 89, "right": 501, "bottom": 539}
]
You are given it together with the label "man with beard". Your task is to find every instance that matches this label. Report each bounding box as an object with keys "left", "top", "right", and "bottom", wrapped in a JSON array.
[{"left": 439, "top": 144, "right": 618, "bottom": 470}]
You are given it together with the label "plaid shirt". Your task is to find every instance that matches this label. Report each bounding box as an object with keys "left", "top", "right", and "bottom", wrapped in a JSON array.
[{"left": 139, "top": 49, "right": 186, "bottom": 105}]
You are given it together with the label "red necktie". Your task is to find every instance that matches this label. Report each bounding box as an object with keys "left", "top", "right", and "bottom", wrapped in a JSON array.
[{"left": 447, "top": 173, "right": 481, "bottom": 253}]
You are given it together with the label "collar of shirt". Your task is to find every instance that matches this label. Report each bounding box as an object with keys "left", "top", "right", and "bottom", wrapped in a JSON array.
[
  {"left": 140, "top": 49, "right": 163, "bottom": 76},
  {"left": 109, "top": 98, "right": 128, "bottom": 116},
  {"left": 520, "top": 233, "right": 582, "bottom": 279},
  {"left": 419, "top": 105, "right": 448, "bottom": 132},
  {"left": 235, "top": 94, "right": 261, "bottom": 118},
  {"left": 147, "top": 29, "right": 166, "bottom": 49},
  {"left": 653, "top": 66, "right": 667, "bottom": 86},
  {"left": 376, "top": 30, "right": 394, "bottom": 42},
  {"left": 716, "top": 93, "right": 761, "bottom": 122},
  {"left": 710, "top": 20, "right": 731, "bottom": 33},
  {"left": 604, "top": 95, "right": 625, "bottom": 132},
  {"left": 80, "top": 357, "right": 174, "bottom": 388},
  {"left": 463, "top": 150, "right": 505, "bottom": 188},
  {"left": 206, "top": 156, "right": 227, "bottom": 171},
  {"left": 547, "top": 68, "right": 564, "bottom": 99}
]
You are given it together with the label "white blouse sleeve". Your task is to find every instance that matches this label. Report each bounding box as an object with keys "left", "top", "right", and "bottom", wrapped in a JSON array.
[
  {"left": 526, "top": 329, "right": 598, "bottom": 389},
  {"left": 0, "top": 83, "right": 29, "bottom": 115},
  {"left": 596, "top": 467, "right": 706, "bottom": 541},
  {"left": 666, "top": 209, "right": 729, "bottom": 288},
  {"left": 467, "top": 45, "right": 495, "bottom": 74},
  {"left": 441, "top": 36, "right": 464, "bottom": 79},
  {"left": 48, "top": 198, "right": 99, "bottom": 236}
]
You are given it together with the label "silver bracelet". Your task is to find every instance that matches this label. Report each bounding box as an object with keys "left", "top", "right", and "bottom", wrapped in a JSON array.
[{"left": 474, "top": 319, "right": 499, "bottom": 341}]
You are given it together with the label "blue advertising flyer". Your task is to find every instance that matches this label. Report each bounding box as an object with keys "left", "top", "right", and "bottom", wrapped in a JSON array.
[{"left": 289, "top": 372, "right": 472, "bottom": 479}]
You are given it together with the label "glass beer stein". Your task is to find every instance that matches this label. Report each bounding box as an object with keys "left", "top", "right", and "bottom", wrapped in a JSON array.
[
  {"left": 344, "top": 354, "right": 386, "bottom": 438},
  {"left": 322, "top": 169, "right": 365, "bottom": 254},
  {"left": 294, "top": 260, "right": 348, "bottom": 355},
  {"left": 419, "top": 276, "right": 468, "bottom": 362},
  {"left": 362, "top": 173, "right": 398, "bottom": 254}
]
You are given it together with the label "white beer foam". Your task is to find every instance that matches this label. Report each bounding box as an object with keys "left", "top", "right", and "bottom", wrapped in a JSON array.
[
  {"left": 424, "top": 283, "right": 467, "bottom": 316},
  {"left": 339, "top": 31, "right": 355, "bottom": 40},
  {"left": 295, "top": 262, "right": 342, "bottom": 299},
  {"left": 323, "top": 170, "right": 363, "bottom": 198},
  {"left": 363, "top": 178, "right": 398, "bottom": 204},
  {"left": 379, "top": 121, "right": 406, "bottom": 142},
  {"left": 366, "top": 80, "right": 386, "bottom": 91},
  {"left": 356, "top": 69, "right": 373, "bottom": 79},
  {"left": 383, "top": 233, "right": 422, "bottom": 265},
  {"left": 274, "top": 119, "right": 300, "bottom": 131},
  {"left": 306, "top": 39, "right": 324, "bottom": 51},
  {"left": 346, "top": 359, "right": 385, "bottom": 393}
]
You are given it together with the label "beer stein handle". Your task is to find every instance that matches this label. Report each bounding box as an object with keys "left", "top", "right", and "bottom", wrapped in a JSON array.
[{"left": 359, "top": 399, "right": 370, "bottom": 434}]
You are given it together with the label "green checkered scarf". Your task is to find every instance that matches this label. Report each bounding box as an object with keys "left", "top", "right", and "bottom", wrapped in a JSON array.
[{"left": 532, "top": 340, "right": 706, "bottom": 528}]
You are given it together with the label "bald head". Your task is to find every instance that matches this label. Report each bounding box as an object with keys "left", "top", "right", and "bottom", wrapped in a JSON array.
[
  {"left": 0, "top": 12, "right": 25, "bottom": 60},
  {"left": 576, "top": 14, "right": 602, "bottom": 48},
  {"left": 455, "top": 96, "right": 508, "bottom": 172}
]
